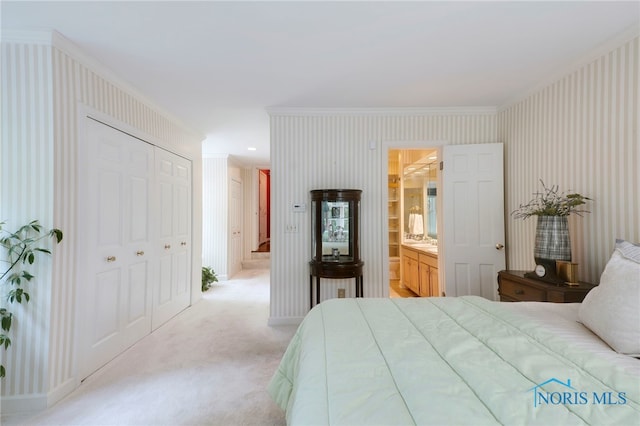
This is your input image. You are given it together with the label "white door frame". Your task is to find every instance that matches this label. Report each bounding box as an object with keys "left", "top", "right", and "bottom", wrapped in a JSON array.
[{"left": 380, "top": 140, "right": 448, "bottom": 297}]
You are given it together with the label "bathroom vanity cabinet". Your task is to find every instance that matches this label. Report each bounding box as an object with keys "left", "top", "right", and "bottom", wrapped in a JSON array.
[{"left": 401, "top": 244, "right": 439, "bottom": 297}]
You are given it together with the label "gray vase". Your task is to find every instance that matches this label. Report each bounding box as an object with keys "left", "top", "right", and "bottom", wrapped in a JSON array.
[{"left": 534, "top": 216, "right": 571, "bottom": 266}]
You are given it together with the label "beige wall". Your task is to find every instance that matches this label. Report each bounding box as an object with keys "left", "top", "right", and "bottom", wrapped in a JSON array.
[
  {"left": 1, "top": 31, "right": 203, "bottom": 410},
  {"left": 500, "top": 35, "right": 639, "bottom": 283},
  {"left": 269, "top": 110, "right": 498, "bottom": 322},
  {"left": 269, "top": 35, "right": 639, "bottom": 323}
]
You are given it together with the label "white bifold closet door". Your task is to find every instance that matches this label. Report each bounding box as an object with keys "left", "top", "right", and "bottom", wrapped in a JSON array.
[
  {"left": 79, "top": 118, "right": 191, "bottom": 380},
  {"left": 152, "top": 148, "right": 192, "bottom": 330}
]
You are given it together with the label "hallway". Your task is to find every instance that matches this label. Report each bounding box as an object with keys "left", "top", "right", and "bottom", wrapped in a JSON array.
[{"left": 2, "top": 269, "right": 295, "bottom": 426}]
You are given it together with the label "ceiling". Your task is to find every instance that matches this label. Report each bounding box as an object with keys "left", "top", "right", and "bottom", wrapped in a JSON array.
[{"left": 3, "top": 1, "right": 639, "bottom": 168}]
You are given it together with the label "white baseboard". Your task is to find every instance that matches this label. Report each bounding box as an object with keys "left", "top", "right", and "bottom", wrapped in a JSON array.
[
  {"left": 47, "top": 377, "right": 78, "bottom": 407},
  {"left": 0, "top": 393, "right": 47, "bottom": 414},
  {"left": 0, "top": 377, "right": 77, "bottom": 415},
  {"left": 268, "top": 316, "right": 304, "bottom": 326}
]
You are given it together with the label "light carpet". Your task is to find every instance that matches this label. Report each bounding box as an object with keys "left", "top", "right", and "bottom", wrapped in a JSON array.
[{"left": 4, "top": 268, "right": 297, "bottom": 426}]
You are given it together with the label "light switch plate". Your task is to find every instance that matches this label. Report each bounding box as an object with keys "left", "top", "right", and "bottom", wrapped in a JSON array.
[{"left": 292, "top": 203, "right": 306, "bottom": 212}]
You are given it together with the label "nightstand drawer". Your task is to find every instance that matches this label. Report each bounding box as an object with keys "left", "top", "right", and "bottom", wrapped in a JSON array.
[
  {"left": 499, "top": 280, "right": 545, "bottom": 302},
  {"left": 497, "top": 270, "right": 596, "bottom": 303}
]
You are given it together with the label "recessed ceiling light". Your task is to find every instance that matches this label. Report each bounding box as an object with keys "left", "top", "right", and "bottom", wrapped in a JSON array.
[{"left": 247, "top": 147, "right": 257, "bottom": 151}]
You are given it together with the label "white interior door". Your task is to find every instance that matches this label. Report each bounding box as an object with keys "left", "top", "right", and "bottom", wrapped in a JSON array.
[
  {"left": 229, "top": 178, "right": 243, "bottom": 277},
  {"left": 80, "top": 118, "right": 154, "bottom": 379},
  {"left": 442, "top": 143, "right": 505, "bottom": 299},
  {"left": 153, "top": 148, "right": 192, "bottom": 329}
]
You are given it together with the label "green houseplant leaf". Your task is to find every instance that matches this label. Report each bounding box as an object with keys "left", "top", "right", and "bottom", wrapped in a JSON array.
[
  {"left": 511, "top": 180, "right": 592, "bottom": 220},
  {"left": 202, "top": 266, "right": 218, "bottom": 292},
  {"left": 0, "top": 220, "right": 63, "bottom": 378}
]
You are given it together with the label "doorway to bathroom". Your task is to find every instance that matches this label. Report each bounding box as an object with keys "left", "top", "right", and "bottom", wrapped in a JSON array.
[
  {"left": 388, "top": 148, "right": 440, "bottom": 298},
  {"left": 384, "top": 142, "right": 507, "bottom": 301}
]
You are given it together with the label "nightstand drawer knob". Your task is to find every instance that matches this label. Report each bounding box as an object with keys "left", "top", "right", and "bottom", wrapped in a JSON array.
[{"left": 515, "top": 289, "right": 524, "bottom": 295}]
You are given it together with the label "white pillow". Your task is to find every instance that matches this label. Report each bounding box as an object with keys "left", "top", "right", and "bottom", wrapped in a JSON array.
[{"left": 578, "top": 240, "right": 640, "bottom": 356}]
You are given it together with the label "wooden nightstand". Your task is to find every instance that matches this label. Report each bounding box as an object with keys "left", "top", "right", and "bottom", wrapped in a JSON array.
[{"left": 497, "top": 270, "right": 596, "bottom": 303}]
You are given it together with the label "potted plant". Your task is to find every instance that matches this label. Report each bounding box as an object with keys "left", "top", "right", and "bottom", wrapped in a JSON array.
[
  {"left": 202, "top": 266, "right": 218, "bottom": 292},
  {"left": 1, "top": 220, "right": 63, "bottom": 378},
  {"left": 512, "top": 180, "right": 591, "bottom": 277}
]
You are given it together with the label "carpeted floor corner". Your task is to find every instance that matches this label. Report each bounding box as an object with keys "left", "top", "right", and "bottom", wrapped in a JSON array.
[{"left": 4, "top": 269, "right": 297, "bottom": 426}]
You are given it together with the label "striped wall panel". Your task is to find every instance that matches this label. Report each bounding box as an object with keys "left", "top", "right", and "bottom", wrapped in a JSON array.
[
  {"left": 0, "top": 40, "right": 55, "bottom": 404},
  {"left": 270, "top": 35, "right": 638, "bottom": 322},
  {"left": 202, "top": 156, "right": 229, "bottom": 279},
  {"left": 1, "top": 32, "right": 202, "bottom": 411},
  {"left": 269, "top": 112, "right": 498, "bottom": 321},
  {"left": 499, "top": 35, "right": 639, "bottom": 284}
]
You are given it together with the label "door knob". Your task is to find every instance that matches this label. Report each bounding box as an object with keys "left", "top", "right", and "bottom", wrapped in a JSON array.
[
  {"left": 136, "top": 251, "right": 145, "bottom": 256},
  {"left": 106, "top": 256, "right": 116, "bottom": 262},
  {"left": 495, "top": 243, "right": 505, "bottom": 250},
  {"left": 164, "top": 244, "right": 171, "bottom": 250}
]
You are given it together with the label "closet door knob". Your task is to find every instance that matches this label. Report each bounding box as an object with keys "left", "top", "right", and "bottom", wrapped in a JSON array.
[
  {"left": 495, "top": 243, "right": 504, "bottom": 250},
  {"left": 164, "top": 244, "right": 171, "bottom": 250},
  {"left": 181, "top": 241, "right": 187, "bottom": 246},
  {"left": 136, "top": 251, "right": 145, "bottom": 256},
  {"left": 106, "top": 256, "right": 116, "bottom": 262}
]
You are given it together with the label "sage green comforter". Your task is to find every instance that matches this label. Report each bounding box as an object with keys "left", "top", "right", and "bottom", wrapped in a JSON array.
[{"left": 268, "top": 296, "right": 639, "bottom": 425}]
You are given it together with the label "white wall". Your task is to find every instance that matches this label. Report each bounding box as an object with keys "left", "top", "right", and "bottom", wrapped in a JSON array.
[
  {"left": 202, "top": 155, "right": 250, "bottom": 280},
  {"left": 268, "top": 110, "right": 498, "bottom": 323},
  {"left": 0, "top": 31, "right": 203, "bottom": 411},
  {"left": 202, "top": 155, "right": 229, "bottom": 280}
]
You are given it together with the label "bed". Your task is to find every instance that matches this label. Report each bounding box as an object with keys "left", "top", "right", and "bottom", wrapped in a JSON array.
[{"left": 269, "top": 240, "right": 640, "bottom": 425}]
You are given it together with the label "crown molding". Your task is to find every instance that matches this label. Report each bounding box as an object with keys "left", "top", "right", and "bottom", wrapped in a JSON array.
[
  {"left": 202, "top": 152, "right": 231, "bottom": 160},
  {"left": 266, "top": 106, "right": 497, "bottom": 117},
  {"left": 14, "top": 30, "right": 203, "bottom": 143},
  {"left": 0, "top": 29, "right": 52, "bottom": 44},
  {"left": 48, "top": 31, "right": 203, "bottom": 142}
]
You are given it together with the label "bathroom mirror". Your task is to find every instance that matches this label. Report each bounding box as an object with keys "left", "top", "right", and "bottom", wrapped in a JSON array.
[{"left": 403, "top": 152, "right": 437, "bottom": 240}]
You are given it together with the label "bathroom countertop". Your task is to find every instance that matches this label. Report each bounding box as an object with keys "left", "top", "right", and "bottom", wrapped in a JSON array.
[{"left": 401, "top": 242, "right": 438, "bottom": 256}]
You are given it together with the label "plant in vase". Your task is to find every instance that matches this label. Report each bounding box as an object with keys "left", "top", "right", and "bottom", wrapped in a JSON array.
[{"left": 512, "top": 180, "right": 591, "bottom": 279}]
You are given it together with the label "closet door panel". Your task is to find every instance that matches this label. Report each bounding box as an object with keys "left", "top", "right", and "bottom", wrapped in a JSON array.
[
  {"left": 151, "top": 148, "right": 192, "bottom": 330},
  {"left": 80, "top": 118, "right": 154, "bottom": 380},
  {"left": 121, "top": 137, "right": 154, "bottom": 348},
  {"left": 129, "top": 176, "right": 149, "bottom": 242},
  {"left": 94, "top": 269, "right": 121, "bottom": 342},
  {"left": 127, "top": 262, "right": 148, "bottom": 322},
  {"left": 174, "top": 180, "right": 191, "bottom": 299},
  {"left": 174, "top": 251, "right": 189, "bottom": 296},
  {"left": 97, "top": 171, "right": 123, "bottom": 246},
  {"left": 79, "top": 118, "right": 192, "bottom": 379},
  {"left": 158, "top": 254, "right": 173, "bottom": 303}
]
